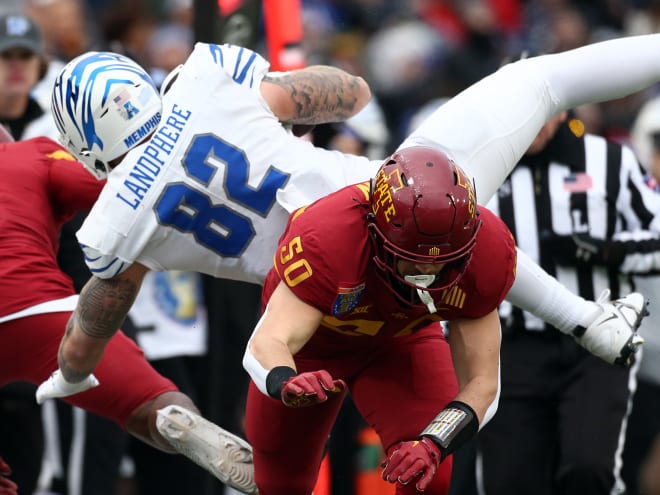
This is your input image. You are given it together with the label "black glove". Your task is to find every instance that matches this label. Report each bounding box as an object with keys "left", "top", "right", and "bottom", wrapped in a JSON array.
[{"left": 544, "top": 234, "right": 626, "bottom": 266}]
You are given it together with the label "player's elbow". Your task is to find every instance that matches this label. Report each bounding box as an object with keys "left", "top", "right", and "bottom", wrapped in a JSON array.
[
  {"left": 480, "top": 373, "right": 501, "bottom": 427},
  {"left": 353, "top": 76, "right": 372, "bottom": 115}
]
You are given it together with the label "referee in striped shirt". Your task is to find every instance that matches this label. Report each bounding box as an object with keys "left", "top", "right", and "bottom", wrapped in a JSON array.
[{"left": 475, "top": 112, "right": 660, "bottom": 495}]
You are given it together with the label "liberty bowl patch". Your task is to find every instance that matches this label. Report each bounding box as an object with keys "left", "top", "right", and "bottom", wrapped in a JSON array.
[{"left": 332, "top": 284, "right": 365, "bottom": 316}]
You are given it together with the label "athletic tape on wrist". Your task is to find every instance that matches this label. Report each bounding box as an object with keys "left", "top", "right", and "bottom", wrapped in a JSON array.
[
  {"left": 420, "top": 400, "right": 479, "bottom": 458},
  {"left": 265, "top": 366, "right": 298, "bottom": 399}
]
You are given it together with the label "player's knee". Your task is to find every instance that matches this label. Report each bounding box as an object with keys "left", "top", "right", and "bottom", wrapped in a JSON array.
[{"left": 126, "top": 391, "right": 198, "bottom": 452}]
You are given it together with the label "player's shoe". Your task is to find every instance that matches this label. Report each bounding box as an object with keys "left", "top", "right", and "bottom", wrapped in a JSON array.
[
  {"left": 573, "top": 289, "right": 648, "bottom": 367},
  {"left": 156, "top": 405, "right": 257, "bottom": 494}
]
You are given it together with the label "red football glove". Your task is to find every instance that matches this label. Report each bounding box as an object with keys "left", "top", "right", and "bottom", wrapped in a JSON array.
[
  {"left": 281, "top": 370, "right": 346, "bottom": 407},
  {"left": 0, "top": 458, "right": 18, "bottom": 495},
  {"left": 381, "top": 437, "right": 441, "bottom": 492}
]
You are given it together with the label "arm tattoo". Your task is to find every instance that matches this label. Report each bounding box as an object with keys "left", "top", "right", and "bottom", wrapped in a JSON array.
[
  {"left": 264, "top": 67, "right": 363, "bottom": 124},
  {"left": 75, "top": 276, "right": 139, "bottom": 339}
]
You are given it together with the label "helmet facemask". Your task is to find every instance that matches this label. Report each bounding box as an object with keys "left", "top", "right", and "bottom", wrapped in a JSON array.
[{"left": 367, "top": 146, "right": 482, "bottom": 312}]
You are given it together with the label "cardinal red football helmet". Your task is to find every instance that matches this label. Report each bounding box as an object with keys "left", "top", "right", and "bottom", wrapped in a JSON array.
[{"left": 368, "top": 146, "right": 482, "bottom": 305}]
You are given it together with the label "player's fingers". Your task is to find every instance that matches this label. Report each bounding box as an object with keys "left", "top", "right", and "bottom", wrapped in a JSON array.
[
  {"left": 416, "top": 465, "right": 437, "bottom": 492},
  {"left": 314, "top": 370, "right": 337, "bottom": 391},
  {"left": 394, "top": 458, "right": 425, "bottom": 483},
  {"left": 328, "top": 378, "right": 347, "bottom": 393}
]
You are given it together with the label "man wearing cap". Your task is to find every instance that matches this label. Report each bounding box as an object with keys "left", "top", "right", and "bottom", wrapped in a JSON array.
[{"left": 0, "top": 11, "right": 54, "bottom": 140}]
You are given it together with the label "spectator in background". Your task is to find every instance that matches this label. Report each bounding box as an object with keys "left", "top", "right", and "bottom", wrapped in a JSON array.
[
  {"left": 362, "top": 18, "right": 450, "bottom": 148},
  {"left": 0, "top": 11, "right": 54, "bottom": 140},
  {"left": 24, "top": 0, "right": 97, "bottom": 61},
  {"left": 143, "top": 22, "right": 193, "bottom": 87}
]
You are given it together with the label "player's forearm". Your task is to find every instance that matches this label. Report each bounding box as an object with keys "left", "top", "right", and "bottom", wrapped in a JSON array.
[
  {"left": 57, "top": 275, "right": 137, "bottom": 382},
  {"left": 452, "top": 377, "right": 499, "bottom": 426},
  {"left": 57, "top": 314, "right": 109, "bottom": 382},
  {"left": 447, "top": 312, "right": 501, "bottom": 426},
  {"left": 264, "top": 66, "right": 371, "bottom": 124}
]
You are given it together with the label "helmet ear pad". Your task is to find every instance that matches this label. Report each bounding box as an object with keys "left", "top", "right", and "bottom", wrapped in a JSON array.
[
  {"left": 51, "top": 51, "right": 163, "bottom": 179},
  {"left": 368, "top": 146, "right": 482, "bottom": 304}
]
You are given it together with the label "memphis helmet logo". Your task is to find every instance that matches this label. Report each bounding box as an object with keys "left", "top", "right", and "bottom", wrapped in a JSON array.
[{"left": 52, "top": 52, "right": 156, "bottom": 156}]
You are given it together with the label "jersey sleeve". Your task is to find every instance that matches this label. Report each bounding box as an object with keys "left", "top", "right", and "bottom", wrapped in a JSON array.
[
  {"left": 39, "top": 137, "right": 105, "bottom": 214},
  {"left": 272, "top": 211, "right": 342, "bottom": 312},
  {"left": 194, "top": 42, "right": 270, "bottom": 92},
  {"left": 271, "top": 190, "right": 370, "bottom": 313},
  {"left": 77, "top": 243, "right": 130, "bottom": 279},
  {"left": 458, "top": 207, "right": 517, "bottom": 318}
]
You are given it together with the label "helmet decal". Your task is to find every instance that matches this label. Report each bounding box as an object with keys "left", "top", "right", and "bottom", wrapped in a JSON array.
[
  {"left": 454, "top": 160, "right": 477, "bottom": 219},
  {"left": 372, "top": 166, "right": 404, "bottom": 222}
]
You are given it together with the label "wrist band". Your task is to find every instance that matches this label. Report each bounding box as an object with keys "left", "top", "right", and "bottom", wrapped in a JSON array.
[
  {"left": 420, "top": 400, "right": 479, "bottom": 459},
  {"left": 265, "top": 366, "right": 297, "bottom": 399}
]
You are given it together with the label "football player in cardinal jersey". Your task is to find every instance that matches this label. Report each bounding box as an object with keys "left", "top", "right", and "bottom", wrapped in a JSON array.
[
  {"left": 244, "top": 146, "right": 509, "bottom": 494},
  {"left": 0, "top": 133, "right": 255, "bottom": 493}
]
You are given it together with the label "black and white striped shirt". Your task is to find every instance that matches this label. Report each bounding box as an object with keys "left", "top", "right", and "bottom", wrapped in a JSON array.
[{"left": 486, "top": 118, "right": 660, "bottom": 332}]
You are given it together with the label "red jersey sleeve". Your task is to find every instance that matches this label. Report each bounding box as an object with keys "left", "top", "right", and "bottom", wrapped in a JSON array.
[
  {"left": 268, "top": 184, "right": 372, "bottom": 313},
  {"left": 453, "top": 206, "right": 517, "bottom": 318},
  {"left": 35, "top": 137, "right": 105, "bottom": 215}
]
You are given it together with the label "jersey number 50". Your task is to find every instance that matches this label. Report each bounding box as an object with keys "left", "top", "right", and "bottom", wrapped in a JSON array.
[{"left": 154, "top": 134, "right": 289, "bottom": 257}]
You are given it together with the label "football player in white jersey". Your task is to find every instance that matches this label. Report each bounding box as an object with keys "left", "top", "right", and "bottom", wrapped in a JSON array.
[{"left": 38, "top": 35, "right": 660, "bottom": 479}]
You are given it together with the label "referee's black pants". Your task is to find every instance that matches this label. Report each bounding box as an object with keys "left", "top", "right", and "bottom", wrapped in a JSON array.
[{"left": 477, "top": 330, "right": 632, "bottom": 495}]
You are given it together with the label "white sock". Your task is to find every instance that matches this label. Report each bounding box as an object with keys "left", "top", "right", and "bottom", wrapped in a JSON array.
[{"left": 506, "top": 249, "right": 601, "bottom": 334}]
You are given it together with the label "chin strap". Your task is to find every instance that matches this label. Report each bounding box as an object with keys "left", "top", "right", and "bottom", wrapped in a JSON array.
[{"left": 404, "top": 274, "right": 437, "bottom": 314}]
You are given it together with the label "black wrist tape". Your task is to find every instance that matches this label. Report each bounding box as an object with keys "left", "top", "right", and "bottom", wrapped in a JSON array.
[
  {"left": 420, "top": 400, "right": 479, "bottom": 459},
  {"left": 265, "top": 366, "right": 297, "bottom": 399}
]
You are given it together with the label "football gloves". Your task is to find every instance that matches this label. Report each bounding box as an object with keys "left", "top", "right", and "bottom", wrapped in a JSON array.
[
  {"left": 36, "top": 369, "right": 100, "bottom": 404},
  {"left": 381, "top": 438, "right": 441, "bottom": 492},
  {"left": 281, "top": 370, "right": 346, "bottom": 407}
]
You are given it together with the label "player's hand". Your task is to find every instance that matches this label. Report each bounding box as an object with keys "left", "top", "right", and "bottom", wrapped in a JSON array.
[
  {"left": 381, "top": 437, "right": 442, "bottom": 492},
  {"left": 544, "top": 234, "right": 625, "bottom": 266},
  {"left": 35, "top": 369, "right": 100, "bottom": 404},
  {"left": 0, "top": 457, "right": 18, "bottom": 495},
  {"left": 281, "top": 370, "right": 346, "bottom": 407}
]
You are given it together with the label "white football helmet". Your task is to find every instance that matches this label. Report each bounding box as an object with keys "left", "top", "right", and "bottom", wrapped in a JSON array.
[{"left": 51, "top": 51, "right": 163, "bottom": 179}]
